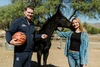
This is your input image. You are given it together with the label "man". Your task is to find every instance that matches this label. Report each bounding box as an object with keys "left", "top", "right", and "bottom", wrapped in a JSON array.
[{"left": 6, "top": 5, "right": 47, "bottom": 67}]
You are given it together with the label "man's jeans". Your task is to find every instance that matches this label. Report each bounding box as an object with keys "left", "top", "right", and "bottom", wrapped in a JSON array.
[{"left": 67, "top": 50, "right": 80, "bottom": 67}]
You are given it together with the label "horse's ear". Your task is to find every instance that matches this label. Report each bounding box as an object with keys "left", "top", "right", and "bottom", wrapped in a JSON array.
[
  {"left": 56, "top": 4, "right": 62, "bottom": 15},
  {"left": 57, "top": 4, "right": 61, "bottom": 13},
  {"left": 57, "top": 4, "right": 66, "bottom": 14}
]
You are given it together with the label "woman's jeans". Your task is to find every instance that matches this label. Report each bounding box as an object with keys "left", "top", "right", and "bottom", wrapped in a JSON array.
[{"left": 67, "top": 50, "right": 80, "bottom": 67}]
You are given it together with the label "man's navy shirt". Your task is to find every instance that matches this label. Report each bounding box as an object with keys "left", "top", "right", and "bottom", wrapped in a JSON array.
[{"left": 6, "top": 17, "right": 41, "bottom": 52}]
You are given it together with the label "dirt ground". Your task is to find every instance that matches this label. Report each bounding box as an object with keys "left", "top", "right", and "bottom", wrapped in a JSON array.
[{"left": 0, "top": 35, "right": 100, "bottom": 67}]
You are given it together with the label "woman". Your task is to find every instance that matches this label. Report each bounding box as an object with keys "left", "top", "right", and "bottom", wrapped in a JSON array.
[{"left": 56, "top": 17, "right": 89, "bottom": 67}]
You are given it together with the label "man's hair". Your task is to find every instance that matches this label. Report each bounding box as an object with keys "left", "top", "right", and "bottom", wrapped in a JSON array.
[{"left": 24, "top": 5, "right": 34, "bottom": 11}]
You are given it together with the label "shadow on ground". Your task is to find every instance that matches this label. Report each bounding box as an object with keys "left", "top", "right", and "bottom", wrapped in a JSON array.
[{"left": 31, "top": 61, "right": 58, "bottom": 67}]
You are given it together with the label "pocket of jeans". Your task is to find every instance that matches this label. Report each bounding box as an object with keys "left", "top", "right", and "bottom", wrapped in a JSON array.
[
  {"left": 73, "top": 52, "right": 80, "bottom": 60},
  {"left": 68, "top": 51, "right": 73, "bottom": 55}
]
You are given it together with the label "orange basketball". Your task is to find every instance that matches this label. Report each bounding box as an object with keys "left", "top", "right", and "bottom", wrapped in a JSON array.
[{"left": 12, "top": 32, "right": 26, "bottom": 45}]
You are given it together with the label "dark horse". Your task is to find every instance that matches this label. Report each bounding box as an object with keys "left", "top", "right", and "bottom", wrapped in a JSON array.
[{"left": 33, "top": 7, "right": 71, "bottom": 67}]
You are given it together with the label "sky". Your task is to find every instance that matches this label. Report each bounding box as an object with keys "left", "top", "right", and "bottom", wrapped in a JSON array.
[
  {"left": 0, "top": 0, "right": 100, "bottom": 23},
  {"left": 0, "top": 0, "right": 11, "bottom": 6}
]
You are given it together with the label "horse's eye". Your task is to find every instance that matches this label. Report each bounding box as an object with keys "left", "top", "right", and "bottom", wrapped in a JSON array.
[{"left": 62, "top": 18, "right": 66, "bottom": 21}]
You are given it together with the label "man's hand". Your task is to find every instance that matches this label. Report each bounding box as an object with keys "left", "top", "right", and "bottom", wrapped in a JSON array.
[
  {"left": 10, "top": 39, "right": 22, "bottom": 46},
  {"left": 41, "top": 34, "right": 48, "bottom": 39}
]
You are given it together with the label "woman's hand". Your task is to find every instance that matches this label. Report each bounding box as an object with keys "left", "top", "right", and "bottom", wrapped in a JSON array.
[{"left": 81, "top": 64, "right": 87, "bottom": 67}]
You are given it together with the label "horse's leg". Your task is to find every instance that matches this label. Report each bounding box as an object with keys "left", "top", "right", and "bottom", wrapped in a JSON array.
[
  {"left": 43, "top": 42, "right": 51, "bottom": 67},
  {"left": 43, "top": 51, "right": 49, "bottom": 67},
  {"left": 37, "top": 51, "right": 42, "bottom": 67}
]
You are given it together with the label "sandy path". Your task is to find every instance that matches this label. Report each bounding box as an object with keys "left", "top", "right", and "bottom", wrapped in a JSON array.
[{"left": 0, "top": 36, "right": 100, "bottom": 67}]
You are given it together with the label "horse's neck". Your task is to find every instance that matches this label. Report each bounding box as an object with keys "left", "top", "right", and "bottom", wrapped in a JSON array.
[{"left": 38, "top": 22, "right": 56, "bottom": 39}]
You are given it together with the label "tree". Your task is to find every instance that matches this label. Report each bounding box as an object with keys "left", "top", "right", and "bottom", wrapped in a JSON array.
[
  {"left": 83, "top": 22, "right": 100, "bottom": 34},
  {"left": 0, "top": 0, "right": 61, "bottom": 31},
  {"left": 0, "top": 0, "right": 100, "bottom": 31},
  {"left": 31, "top": 0, "right": 61, "bottom": 26},
  {"left": 10, "top": 0, "right": 61, "bottom": 26},
  {"left": 0, "top": 6, "right": 12, "bottom": 31},
  {"left": 69, "top": 0, "right": 100, "bottom": 19},
  {"left": 0, "top": 0, "right": 25, "bottom": 31}
]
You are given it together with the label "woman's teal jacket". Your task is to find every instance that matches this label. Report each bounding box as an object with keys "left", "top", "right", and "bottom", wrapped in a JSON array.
[{"left": 56, "top": 30, "right": 89, "bottom": 65}]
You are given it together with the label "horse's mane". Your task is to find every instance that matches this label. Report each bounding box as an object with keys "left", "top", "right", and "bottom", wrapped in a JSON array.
[
  {"left": 38, "top": 15, "right": 56, "bottom": 32},
  {"left": 38, "top": 10, "right": 63, "bottom": 33}
]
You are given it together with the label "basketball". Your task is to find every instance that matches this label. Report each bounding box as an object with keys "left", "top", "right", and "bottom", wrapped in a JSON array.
[{"left": 12, "top": 32, "right": 26, "bottom": 45}]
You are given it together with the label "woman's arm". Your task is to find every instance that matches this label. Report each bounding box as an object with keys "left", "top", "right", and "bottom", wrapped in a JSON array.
[{"left": 56, "top": 30, "right": 71, "bottom": 38}]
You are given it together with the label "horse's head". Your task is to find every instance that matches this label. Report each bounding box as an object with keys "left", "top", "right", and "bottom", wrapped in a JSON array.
[
  {"left": 38, "top": 5, "right": 71, "bottom": 34},
  {"left": 54, "top": 6, "right": 71, "bottom": 28}
]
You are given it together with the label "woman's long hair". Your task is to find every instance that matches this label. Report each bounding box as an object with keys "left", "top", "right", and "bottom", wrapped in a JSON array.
[{"left": 71, "top": 17, "right": 87, "bottom": 33}]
